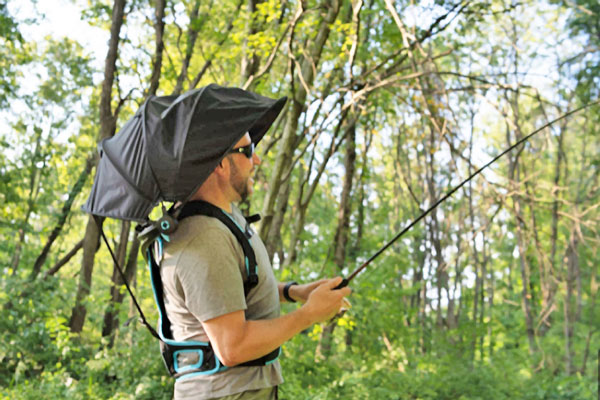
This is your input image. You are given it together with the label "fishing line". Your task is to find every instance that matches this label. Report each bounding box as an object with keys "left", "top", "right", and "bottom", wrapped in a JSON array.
[{"left": 335, "top": 99, "right": 599, "bottom": 289}]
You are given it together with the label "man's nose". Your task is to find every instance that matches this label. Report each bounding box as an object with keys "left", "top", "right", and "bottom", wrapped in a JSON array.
[{"left": 252, "top": 152, "right": 261, "bottom": 165}]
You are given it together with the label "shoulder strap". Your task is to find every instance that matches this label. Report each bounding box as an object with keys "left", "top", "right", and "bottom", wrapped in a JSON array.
[{"left": 177, "top": 201, "right": 259, "bottom": 295}]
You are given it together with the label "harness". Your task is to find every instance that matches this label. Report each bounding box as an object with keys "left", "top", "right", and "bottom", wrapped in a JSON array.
[{"left": 146, "top": 200, "right": 281, "bottom": 380}]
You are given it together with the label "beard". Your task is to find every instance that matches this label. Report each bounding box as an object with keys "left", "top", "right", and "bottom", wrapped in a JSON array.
[{"left": 228, "top": 158, "right": 252, "bottom": 202}]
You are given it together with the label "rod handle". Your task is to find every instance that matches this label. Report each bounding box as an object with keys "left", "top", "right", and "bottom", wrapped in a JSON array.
[{"left": 333, "top": 278, "right": 349, "bottom": 290}]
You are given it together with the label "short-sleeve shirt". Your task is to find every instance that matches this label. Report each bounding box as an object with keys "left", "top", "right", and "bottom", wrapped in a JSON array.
[{"left": 160, "top": 204, "right": 283, "bottom": 399}]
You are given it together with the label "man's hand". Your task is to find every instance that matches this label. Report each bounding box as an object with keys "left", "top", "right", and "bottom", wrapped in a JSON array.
[{"left": 301, "top": 277, "right": 352, "bottom": 323}]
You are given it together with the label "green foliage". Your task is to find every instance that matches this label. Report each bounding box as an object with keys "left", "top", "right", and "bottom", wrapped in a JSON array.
[
  {"left": 554, "top": 0, "right": 600, "bottom": 101},
  {"left": 0, "top": 276, "right": 173, "bottom": 399},
  {"left": 1, "top": 0, "right": 599, "bottom": 398},
  {"left": 0, "top": 32, "right": 97, "bottom": 273},
  {"left": 0, "top": 1, "right": 29, "bottom": 107},
  {"left": 279, "top": 312, "right": 596, "bottom": 399}
]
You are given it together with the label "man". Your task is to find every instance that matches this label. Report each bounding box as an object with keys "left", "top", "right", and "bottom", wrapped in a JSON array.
[{"left": 160, "top": 131, "right": 352, "bottom": 400}]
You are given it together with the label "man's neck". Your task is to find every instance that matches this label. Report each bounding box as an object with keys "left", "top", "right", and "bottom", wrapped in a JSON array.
[
  {"left": 190, "top": 173, "right": 237, "bottom": 213},
  {"left": 196, "top": 197, "right": 233, "bottom": 213},
  {"left": 190, "top": 191, "right": 233, "bottom": 213}
]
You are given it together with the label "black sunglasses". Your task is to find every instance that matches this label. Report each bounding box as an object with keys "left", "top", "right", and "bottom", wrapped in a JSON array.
[{"left": 228, "top": 142, "right": 255, "bottom": 159}]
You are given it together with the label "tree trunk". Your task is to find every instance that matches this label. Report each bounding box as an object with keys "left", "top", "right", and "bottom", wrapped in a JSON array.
[
  {"left": 479, "top": 246, "right": 487, "bottom": 360},
  {"left": 262, "top": 81, "right": 337, "bottom": 259},
  {"left": 104, "top": 230, "right": 140, "bottom": 348},
  {"left": 172, "top": 0, "right": 201, "bottom": 96},
  {"left": 240, "top": 0, "right": 263, "bottom": 87},
  {"left": 280, "top": 108, "right": 351, "bottom": 270},
  {"left": 514, "top": 188, "right": 537, "bottom": 355},
  {"left": 333, "top": 123, "right": 356, "bottom": 269},
  {"left": 10, "top": 130, "right": 43, "bottom": 275},
  {"left": 511, "top": 167, "right": 537, "bottom": 355},
  {"left": 351, "top": 129, "right": 372, "bottom": 260},
  {"left": 316, "top": 120, "right": 356, "bottom": 360},
  {"left": 487, "top": 239, "right": 495, "bottom": 359},
  {"left": 467, "top": 128, "right": 482, "bottom": 360},
  {"left": 259, "top": 0, "right": 341, "bottom": 239},
  {"left": 503, "top": 14, "right": 539, "bottom": 356},
  {"left": 101, "top": 220, "right": 131, "bottom": 344},
  {"left": 30, "top": 154, "right": 94, "bottom": 280},
  {"left": 10, "top": 192, "right": 36, "bottom": 275},
  {"left": 69, "top": 0, "right": 126, "bottom": 334},
  {"left": 563, "top": 230, "right": 578, "bottom": 375},
  {"left": 281, "top": 166, "right": 307, "bottom": 270},
  {"left": 578, "top": 232, "right": 596, "bottom": 375},
  {"left": 265, "top": 178, "right": 291, "bottom": 263},
  {"left": 126, "top": 236, "right": 141, "bottom": 347},
  {"left": 423, "top": 125, "right": 449, "bottom": 330},
  {"left": 147, "top": 0, "right": 166, "bottom": 96},
  {"left": 549, "top": 122, "right": 566, "bottom": 303},
  {"left": 69, "top": 215, "right": 103, "bottom": 332}
]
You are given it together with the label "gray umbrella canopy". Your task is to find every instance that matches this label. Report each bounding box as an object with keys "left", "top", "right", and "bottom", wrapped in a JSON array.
[{"left": 83, "top": 84, "right": 287, "bottom": 222}]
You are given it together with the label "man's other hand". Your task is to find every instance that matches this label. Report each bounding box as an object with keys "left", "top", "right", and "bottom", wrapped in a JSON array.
[{"left": 302, "top": 277, "right": 351, "bottom": 323}]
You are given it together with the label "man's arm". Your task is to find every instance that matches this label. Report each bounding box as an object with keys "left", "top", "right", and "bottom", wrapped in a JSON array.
[
  {"left": 278, "top": 279, "right": 328, "bottom": 303},
  {"left": 202, "top": 277, "right": 351, "bottom": 367}
]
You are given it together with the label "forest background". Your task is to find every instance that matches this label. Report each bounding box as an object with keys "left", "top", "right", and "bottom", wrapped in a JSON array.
[{"left": 0, "top": 0, "right": 598, "bottom": 398}]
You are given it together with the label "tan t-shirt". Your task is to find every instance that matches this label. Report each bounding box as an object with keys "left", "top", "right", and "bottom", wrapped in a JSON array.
[{"left": 160, "top": 204, "right": 283, "bottom": 399}]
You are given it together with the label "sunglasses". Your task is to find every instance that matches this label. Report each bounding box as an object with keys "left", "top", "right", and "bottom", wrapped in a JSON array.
[{"left": 228, "top": 142, "right": 255, "bottom": 159}]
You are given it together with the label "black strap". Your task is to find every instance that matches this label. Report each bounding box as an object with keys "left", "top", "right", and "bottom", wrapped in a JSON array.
[{"left": 283, "top": 281, "right": 298, "bottom": 303}]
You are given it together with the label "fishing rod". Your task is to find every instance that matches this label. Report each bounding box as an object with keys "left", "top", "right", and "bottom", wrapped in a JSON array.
[{"left": 334, "top": 99, "right": 599, "bottom": 290}]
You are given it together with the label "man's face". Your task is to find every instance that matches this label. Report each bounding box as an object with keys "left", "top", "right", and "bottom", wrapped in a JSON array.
[{"left": 227, "top": 133, "right": 261, "bottom": 202}]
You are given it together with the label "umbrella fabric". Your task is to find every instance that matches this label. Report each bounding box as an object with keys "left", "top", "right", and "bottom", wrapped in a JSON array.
[{"left": 83, "top": 84, "right": 287, "bottom": 222}]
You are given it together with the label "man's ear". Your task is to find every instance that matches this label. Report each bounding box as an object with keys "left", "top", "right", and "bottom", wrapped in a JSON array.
[{"left": 214, "top": 157, "right": 230, "bottom": 176}]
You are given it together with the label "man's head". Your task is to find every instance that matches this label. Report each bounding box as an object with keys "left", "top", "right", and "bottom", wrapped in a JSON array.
[
  {"left": 190, "top": 132, "right": 261, "bottom": 207},
  {"left": 225, "top": 132, "right": 261, "bottom": 202}
]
